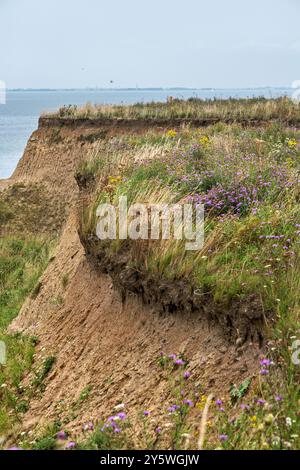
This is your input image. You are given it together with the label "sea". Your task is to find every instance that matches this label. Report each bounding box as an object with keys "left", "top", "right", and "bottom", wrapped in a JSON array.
[{"left": 0, "top": 87, "right": 293, "bottom": 179}]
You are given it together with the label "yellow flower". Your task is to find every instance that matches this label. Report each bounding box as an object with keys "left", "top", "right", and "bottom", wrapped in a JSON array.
[
  {"left": 250, "top": 415, "right": 257, "bottom": 422},
  {"left": 108, "top": 175, "right": 122, "bottom": 185},
  {"left": 167, "top": 129, "right": 177, "bottom": 138},
  {"left": 287, "top": 139, "right": 297, "bottom": 148},
  {"left": 199, "top": 135, "right": 210, "bottom": 147},
  {"left": 196, "top": 395, "right": 208, "bottom": 410}
]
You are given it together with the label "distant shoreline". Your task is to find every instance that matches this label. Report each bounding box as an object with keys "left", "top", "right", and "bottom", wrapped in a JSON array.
[{"left": 7, "top": 86, "right": 293, "bottom": 92}]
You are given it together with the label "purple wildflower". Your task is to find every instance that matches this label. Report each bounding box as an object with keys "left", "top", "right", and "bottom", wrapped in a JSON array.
[
  {"left": 7, "top": 447, "right": 22, "bottom": 451},
  {"left": 66, "top": 441, "right": 76, "bottom": 449},
  {"left": 275, "top": 395, "right": 283, "bottom": 402},
  {"left": 260, "top": 369, "right": 269, "bottom": 376},
  {"left": 118, "top": 412, "right": 127, "bottom": 420},
  {"left": 260, "top": 358, "right": 271, "bottom": 367},
  {"left": 143, "top": 411, "right": 150, "bottom": 417},
  {"left": 175, "top": 359, "right": 185, "bottom": 366},
  {"left": 57, "top": 431, "right": 67, "bottom": 440},
  {"left": 168, "top": 404, "right": 180, "bottom": 413},
  {"left": 215, "top": 399, "right": 223, "bottom": 406},
  {"left": 257, "top": 399, "right": 266, "bottom": 406},
  {"left": 183, "top": 371, "right": 191, "bottom": 379},
  {"left": 183, "top": 399, "right": 194, "bottom": 407},
  {"left": 241, "top": 404, "right": 250, "bottom": 411},
  {"left": 219, "top": 434, "right": 228, "bottom": 442},
  {"left": 168, "top": 354, "right": 177, "bottom": 360}
]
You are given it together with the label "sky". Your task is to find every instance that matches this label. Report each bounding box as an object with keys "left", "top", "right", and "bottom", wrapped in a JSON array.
[{"left": 0, "top": 0, "right": 299, "bottom": 89}]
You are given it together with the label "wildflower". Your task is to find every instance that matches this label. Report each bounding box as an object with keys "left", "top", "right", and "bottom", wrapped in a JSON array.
[
  {"left": 168, "top": 354, "right": 177, "bottom": 360},
  {"left": 287, "top": 139, "right": 297, "bottom": 148},
  {"left": 66, "top": 441, "right": 76, "bottom": 449},
  {"left": 215, "top": 399, "right": 223, "bottom": 406},
  {"left": 118, "top": 412, "right": 127, "bottom": 420},
  {"left": 155, "top": 427, "right": 162, "bottom": 434},
  {"left": 260, "top": 369, "right": 269, "bottom": 376},
  {"left": 199, "top": 135, "right": 210, "bottom": 146},
  {"left": 108, "top": 415, "right": 120, "bottom": 422},
  {"left": 275, "top": 395, "right": 283, "bottom": 402},
  {"left": 257, "top": 399, "right": 266, "bottom": 406},
  {"left": 183, "top": 399, "right": 194, "bottom": 407},
  {"left": 143, "top": 411, "right": 150, "bottom": 417},
  {"left": 219, "top": 434, "right": 228, "bottom": 442},
  {"left": 168, "top": 405, "right": 180, "bottom": 413},
  {"left": 57, "top": 431, "right": 67, "bottom": 440},
  {"left": 286, "top": 417, "right": 292, "bottom": 427},
  {"left": 219, "top": 407, "right": 225, "bottom": 413},
  {"left": 174, "top": 359, "right": 185, "bottom": 366},
  {"left": 241, "top": 404, "right": 250, "bottom": 411},
  {"left": 260, "top": 358, "right": 271, "bottom": 367},
  {"left": 183, "top": 371, "right": 191, "bottom": 379},
  {"left": 7, "top": 447, "right": 22, "bottom": 451},
  {"left": 167, "top": 130, "right": 177, "bottom": 138}
]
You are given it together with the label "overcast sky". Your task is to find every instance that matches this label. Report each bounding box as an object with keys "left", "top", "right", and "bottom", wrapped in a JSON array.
[{"left": 0, "top": 0, "right": 299, "bottom": 89}]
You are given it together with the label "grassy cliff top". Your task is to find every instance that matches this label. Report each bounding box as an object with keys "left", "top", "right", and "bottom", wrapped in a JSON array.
[{"left": 44, "top": 97, "right": 300, "bottom": 124}]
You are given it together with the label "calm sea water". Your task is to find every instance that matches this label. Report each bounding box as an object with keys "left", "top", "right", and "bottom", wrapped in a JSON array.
[{"left": 0, "top": 88, "right": 292, "bottom": 179}]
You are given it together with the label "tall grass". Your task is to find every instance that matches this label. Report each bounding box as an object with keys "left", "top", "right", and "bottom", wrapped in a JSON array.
[{"left": 45, "top": 97, "right": 300, "bottom": 124}]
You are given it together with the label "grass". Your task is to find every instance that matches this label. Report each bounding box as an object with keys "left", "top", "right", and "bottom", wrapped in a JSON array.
[
  {"left": 0, "top": 236, "right": 52, "bottom": 436},
  {"left": 44, "top": 97, "right": 300, "bottom": 125}
]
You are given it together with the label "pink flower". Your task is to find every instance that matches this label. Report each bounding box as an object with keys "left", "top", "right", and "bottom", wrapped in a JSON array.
[
  {"left": 175, "top": 359, "right": 185, "bottom": 366},
  {"left": 66, "top": 441, "right": 76, "bottom": 449}
]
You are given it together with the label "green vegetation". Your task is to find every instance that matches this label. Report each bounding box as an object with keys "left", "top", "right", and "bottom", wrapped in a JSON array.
[
  {"left": 0, "top": 237, "right": 52, "bottom": 435},
  {"left": 2, "top": 99, "right": 300, "bottom": 450},
  {"left": 46, "top": 97, "right": 300, "bottom": 125},
  {"left": 79, "top": 122, "right": 300, "bottom": 449}
]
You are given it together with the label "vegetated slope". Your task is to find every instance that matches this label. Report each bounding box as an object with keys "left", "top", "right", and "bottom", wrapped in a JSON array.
[
  {"left": 4, "top": 120, "right": 260, "bottom": 440},
  {"left": 10, "top": 210, "right": 259, "bottom": 439},
  {"left": 2, "top": 114, "right": 299, "bottom": 449}
]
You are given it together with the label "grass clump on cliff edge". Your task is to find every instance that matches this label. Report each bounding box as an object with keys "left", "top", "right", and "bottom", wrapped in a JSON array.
[
  {"left": 46, "top": 97, "right": 300, "bottom": 125},
  {"left": 0, "top": 236, "right": 52, "bottom": 436}
]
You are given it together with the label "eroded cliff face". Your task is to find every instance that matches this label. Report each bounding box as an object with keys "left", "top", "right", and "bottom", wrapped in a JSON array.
[
  {"left": 0, "top": 123, "right": 115, "bottom": 236},
  {"left": 3, "top": 119, "right": 261, "bottom": 440}
]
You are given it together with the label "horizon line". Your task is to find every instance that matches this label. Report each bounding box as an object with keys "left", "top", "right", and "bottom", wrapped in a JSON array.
[{"left": 6, "top": 86, "right": 293, "bottom": 92}]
